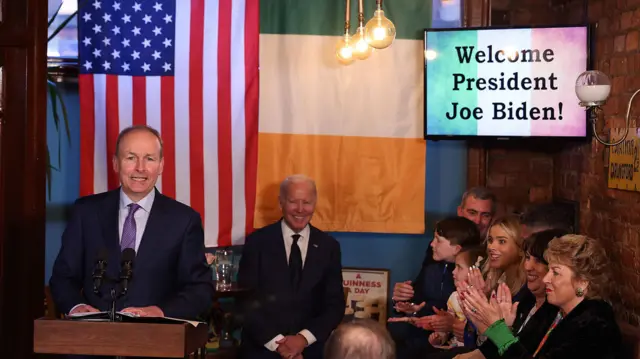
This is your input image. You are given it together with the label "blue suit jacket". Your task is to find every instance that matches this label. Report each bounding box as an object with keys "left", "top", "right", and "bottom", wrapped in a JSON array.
[
  {"left": 49, "top": 188, "right": 214, "bottom": 320},
  {"left": 237, "top": 221, "right": 345, "bottom": 359}
]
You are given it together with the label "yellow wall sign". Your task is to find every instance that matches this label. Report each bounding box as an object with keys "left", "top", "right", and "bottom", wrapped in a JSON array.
[{"left": 608, "top": 127, "right": 640, "bottom": 191}]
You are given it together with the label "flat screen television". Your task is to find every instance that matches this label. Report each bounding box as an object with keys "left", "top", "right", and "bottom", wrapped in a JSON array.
[{"left": 424, "top": 25, "right": 591, "bottom": 139}]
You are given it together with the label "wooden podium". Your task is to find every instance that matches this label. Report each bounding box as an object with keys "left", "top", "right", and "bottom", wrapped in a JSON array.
[{"left": 33, "top": 317, "right": 209, "bottom": 358}]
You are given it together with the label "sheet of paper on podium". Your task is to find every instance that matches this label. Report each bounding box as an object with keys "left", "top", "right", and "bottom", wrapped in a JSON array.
[{"left": 67, "top": 311, "right": 204, "bottom": 327}]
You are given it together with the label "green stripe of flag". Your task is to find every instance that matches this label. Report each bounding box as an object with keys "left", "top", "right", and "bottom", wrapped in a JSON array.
[{"left": 260, "top": 0, "right": 432, "bottom": 40}]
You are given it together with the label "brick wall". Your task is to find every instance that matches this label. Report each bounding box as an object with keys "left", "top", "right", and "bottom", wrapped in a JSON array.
[{"left": 472, "top": 0, "right": 640, "bottom": 322}]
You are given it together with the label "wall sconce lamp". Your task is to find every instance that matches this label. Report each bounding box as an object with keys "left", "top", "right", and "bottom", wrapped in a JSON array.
[{"left": 576, "top": 70, "right": 635, "bottom": 146}]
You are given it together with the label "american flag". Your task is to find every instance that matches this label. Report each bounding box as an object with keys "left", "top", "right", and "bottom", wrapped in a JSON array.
[{"left": 78, "top": 0, "right": 259, "bottom": 247}]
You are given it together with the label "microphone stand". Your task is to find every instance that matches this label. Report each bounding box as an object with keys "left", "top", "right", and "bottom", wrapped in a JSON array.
[
  {"left": 93, "top": 263, "right": 133, "bottom": 323},
  {"left": 109, "top": 288, "right": 118, "bottom": 322}
]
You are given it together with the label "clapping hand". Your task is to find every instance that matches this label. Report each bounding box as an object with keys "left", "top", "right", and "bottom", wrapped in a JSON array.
[
  {"left": 392, "top": 280, "right": 415, "bottom": 302},
  {"left": 429, "top": 306, "right": 454, "bottom": 332},
  {"left": 394, "top": 301, "right": 425, "bottom": 315},
  {"left": 458, "top": 282, "right": 501, "bottom": 334},
  {"left": 493, "top": 283, "right": 519, "bottom": 327},
  {"left": 429, "top": 332, "right": 447, "bottom": 346},
  {"left": 467, "top": 266, "right": 490, "bottom": 295}
]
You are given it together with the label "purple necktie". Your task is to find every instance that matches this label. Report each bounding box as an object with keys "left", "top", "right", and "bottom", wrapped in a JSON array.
[{"left": 121, "top": 203, "right": 141, "bottom": 251}]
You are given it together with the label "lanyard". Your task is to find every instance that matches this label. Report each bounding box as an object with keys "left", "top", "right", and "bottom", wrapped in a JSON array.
[
  {"left": 517, "top": 304, "right": 539, "bottom": 335},
  {"left": 533, "top": 312, "right": 563, "bottom": 357}
]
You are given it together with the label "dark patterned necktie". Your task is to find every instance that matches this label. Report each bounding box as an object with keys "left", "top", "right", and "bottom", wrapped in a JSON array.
[{"left": 289, "top": 234, "right": 302, "bottom": 289}]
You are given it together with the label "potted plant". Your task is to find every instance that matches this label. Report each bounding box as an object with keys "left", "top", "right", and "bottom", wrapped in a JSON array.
[{"left": 46, "top": 1, "right": 77, "bottom": 199}]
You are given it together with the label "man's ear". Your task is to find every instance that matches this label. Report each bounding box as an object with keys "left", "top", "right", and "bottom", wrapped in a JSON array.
[
  {"left": 457, "top": 206, "right": 464, "bottom": 216},
  {"left": 112, "top": 155, "right": 119, "bottom": 173},
  {"left": 453, "top": 244, "right": 462, "bottom": 255}
]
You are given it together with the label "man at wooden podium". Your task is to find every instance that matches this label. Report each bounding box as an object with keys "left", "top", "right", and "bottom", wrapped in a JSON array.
[
  {"left": 49, "top": 125, "right": 214, "bottom": 321},
  {"left": 237, "top": 175, "right": 345, "bottom": 359}
]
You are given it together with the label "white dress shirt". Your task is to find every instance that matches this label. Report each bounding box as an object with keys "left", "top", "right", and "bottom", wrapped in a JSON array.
[
  {"left": 264, "top": 221, "right": 317, "bottom": 352},
  {"left": 118, "top": 189, "right": 155, "bottom": 252}
]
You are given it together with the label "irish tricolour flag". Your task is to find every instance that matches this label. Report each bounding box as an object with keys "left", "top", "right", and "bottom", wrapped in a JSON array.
[{"left": 254, "top": 0, "right": 432, "bottom": 234}]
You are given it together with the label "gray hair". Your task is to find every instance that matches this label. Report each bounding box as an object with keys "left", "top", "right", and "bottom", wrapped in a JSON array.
[
  {"left": 279, "top": 174, "right": 317, "bottom": 199},
  {"left": 324, "top": 320, "right": 395, "bottom": 359},
  {"left": 460, "top": 186, "right": 497, "bottom": 214}
]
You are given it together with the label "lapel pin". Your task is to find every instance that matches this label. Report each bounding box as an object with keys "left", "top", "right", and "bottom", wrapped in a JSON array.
[{"left": 313, "top": 244, "right": 319, "bottom": 248}]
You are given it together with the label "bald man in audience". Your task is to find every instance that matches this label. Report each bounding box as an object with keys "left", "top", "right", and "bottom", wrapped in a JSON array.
[{"left": 324, "top": 320, "right": 396, "bottom": 359}]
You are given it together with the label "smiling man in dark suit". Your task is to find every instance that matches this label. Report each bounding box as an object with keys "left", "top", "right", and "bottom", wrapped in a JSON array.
[
  {"left": 238, "top": 175, "right": 345, "bottom": 359},
  {"left": 50, "top": 125, "right": 213, "bottom": 320}
]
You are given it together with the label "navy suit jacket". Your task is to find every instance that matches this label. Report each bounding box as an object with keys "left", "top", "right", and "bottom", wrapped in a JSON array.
[
  {"left": 49, "top": 188, "right": 214, "bottom": 320},
  {"left": 237, "top": 221, "right": 345, "bottom": 359}
]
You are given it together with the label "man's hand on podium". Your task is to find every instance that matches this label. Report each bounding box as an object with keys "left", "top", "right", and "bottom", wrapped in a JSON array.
[
  {"left": 69, "top": 304, "right": 99, "bottom": 315},
  {"left": 121, "top": 306, "right": 164, "bottom": 317}
]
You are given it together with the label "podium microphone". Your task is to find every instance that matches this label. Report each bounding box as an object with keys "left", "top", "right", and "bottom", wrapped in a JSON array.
[
  {"left": 120, "top": 248, "right": 136, "bottom": 295},
  {"left": 92, "top": 248, "right": 109, "bottom": 294}
]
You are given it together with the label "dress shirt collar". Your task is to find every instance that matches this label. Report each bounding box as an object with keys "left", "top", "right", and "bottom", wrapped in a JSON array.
[
  {"left": 281, "top": 220, "right": 310, "bottom": 242},
  {"left": 119, "top": 188, "right": 155, "bottom": 213}
]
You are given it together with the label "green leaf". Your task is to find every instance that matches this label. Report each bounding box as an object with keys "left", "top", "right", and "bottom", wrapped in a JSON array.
[
  {"left": 48, "top": 2, "right": 64, "bottom": 28},
  {"left": 48, "top": 10, "right": 78, "bottom": 43},
  {"left": 49, "top": 78, "right": 71, "bottom": 145},
  {"left": 47, "top": 79, "right": 60, "bottom": 132}
]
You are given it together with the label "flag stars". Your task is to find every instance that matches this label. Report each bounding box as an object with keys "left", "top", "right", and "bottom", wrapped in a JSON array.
[
  {"left": 82, "top": 37, "right": 92, "bottom": 46},
  {"left": 102, "top": 61, "right": 111, "bottom": 70},
  {"left": 153, "top": 2, "right": 163, "bottom": 12},
  {"left": 143, "top": 14, "right": 152, "bottom": 24},
  {"left": 92, "top": 0, "right": 101, "bottom": 10},
  {"left": 152, "top": 51, "right": 161, "bottom": 60},
  {"left": 121, "top": 38, "right": 130, "bottom": 47},
  {"left": 163, "top": 14, "right": 172, "bottom": 23},
  {"left": 83, "top": 61, "right": 93, "bottom": 71},
  {"left": 92, "top": 24, "right": 102, "bottom": 33},
  {"left": 112, "top": 49, "right": 120, "bottom": 59},
  {"left": 82, "top": 13, "right": 92, "bottom": 22},
  {"left": 131, "top": 50, "right": 140, "bottom": 60},
  {"left": 162, "top": 62, "right": 171, "bottom": 72},
  {"left": 122, "top": 62, "right": 130, "bottom": 71},
  {"left": 142, "top": 38, "right": 151, "bottom": 48},
  {"left": 112, "top": 26, "right": 121, "bottom": 35},
  {"left": 112, "top": 1, "right": 121, "bottom": 11},
  {"left": 102, "top": 37, "right": 111, "bottom": 46},
  {"left": 163, "top": 38, "right": 172, "bottom": 48},
  {"left": 122, "top": 14, "right": 131, "bottom": 23},
  {"left": 93, "top": 48, "right": 102, "bottom": 57},
  {"left": 132, "top": 26, "right": 141, "bottom": 36},
  {"left": 133, "top": 2, "right": 142, "bottom": 12},
  {"left": 141, "top": 63, "right": 151, "bottom": 72},
  {"left": 102, "top": 13, "right": 111, "bottom": 22},
  {"left": 152, "top": 26, "right": 162, "bottom": 36}
]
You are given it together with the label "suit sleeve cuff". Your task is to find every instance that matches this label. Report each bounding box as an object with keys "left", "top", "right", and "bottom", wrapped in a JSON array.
[
  {"left": 298, "top": 329, "right": 317, "bottom": 346},
  {"left": 68, "top": 303, "right": 86, "bottom": 315},
  {"left": 265, "top": 334, "right": 285, "bottom": 352}
]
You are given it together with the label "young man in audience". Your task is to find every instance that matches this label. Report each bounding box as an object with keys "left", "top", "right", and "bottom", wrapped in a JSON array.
[{"left": 389, "top": 215, "right": 484, "bottom": 359}]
